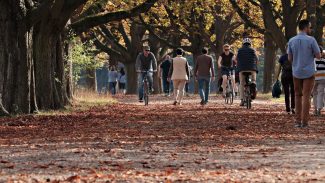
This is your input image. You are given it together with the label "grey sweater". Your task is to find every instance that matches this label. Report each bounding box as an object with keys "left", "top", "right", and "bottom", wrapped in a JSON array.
[{"left": 135, "top": 52, "right": 157, "bottom": 72}]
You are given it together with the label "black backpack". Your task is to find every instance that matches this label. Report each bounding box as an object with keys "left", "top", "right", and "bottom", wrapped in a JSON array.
[{"left": 272, "top": 80, "right": 282, "bottom": 98}]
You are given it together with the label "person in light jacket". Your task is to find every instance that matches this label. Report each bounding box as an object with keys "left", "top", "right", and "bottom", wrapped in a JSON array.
[{"left": 168, "top": 48, "right": 190, "bottom": 105}]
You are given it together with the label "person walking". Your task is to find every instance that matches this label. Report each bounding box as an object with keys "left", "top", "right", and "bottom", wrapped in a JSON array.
[
  {"left": 277, "top": 50, "right": 295, "bottom": 114},
  {"left": 195, "top": 47, "right": 215, "bottom": 105},
  {"left": 168, "top": 48, "right": 190, "bottom": 105},
  {"left": 287, "top": 19, "right": 321, "bottom": 127},
  {"left": 118, "top": 67, "right": 127, "bottom": 95},
  {"left": 135, "top": 45, "right": 157, "bottom": 102},
  {"left": 108, "top": 66, "right": 119, "bottom": 95},
  {"left": 313, "top": 48, "right": 325, "bottom": 116},
  {"left": 159, "top": 55, "right": 172, "bottom": 96},
  {"left": 237, "top": 38, "right": 259, "bottom": 106}
]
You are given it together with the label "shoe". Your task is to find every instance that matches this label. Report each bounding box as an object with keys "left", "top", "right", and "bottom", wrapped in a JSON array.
[
  {"left": 295, "top": 124, "right": 301, "bottom": 128},
  {"left": 315, "top": 109, "right": 321, "bottom": 116},
  {"left": 222, "top": 93, "right": 226, "bottom": 98},
  {"left": 173, "top": 101, "right": 178, "bottom": 105},
  {"left": 240, "top": 100, "right": 245, "bottom": 106},
  {"left": 294, "top": 120, "right": 301, "bottom": 128},
  {"left": 139, "top": 99, "right": 144, "bottom": 103},
  {"left": 291, "top": 109, "right": 295, "bottom": 114},
  {"left": 149, "top": 88, "right": 154, "bottom": 94},
  {"left": 301, "top": 122, "right": 308, "bottom": 128},
  {"left": 200, "top": 100, "right": 205, "bottom": 105},
  {"left": 204, "top": 101, "right": 208, "bottom": 105}
]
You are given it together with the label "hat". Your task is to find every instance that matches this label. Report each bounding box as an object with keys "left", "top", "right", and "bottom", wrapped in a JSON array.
[{"left": 143, "top": 45, "right": 150, "bottom": 51}]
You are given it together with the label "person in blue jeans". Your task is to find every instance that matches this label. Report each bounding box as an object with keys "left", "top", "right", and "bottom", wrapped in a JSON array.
[
  {"left": 194, "top": 47, "right": 215, "bottom": 105},
  {"left": 135, "top": 46, "right": 157, "bottom": 102}
]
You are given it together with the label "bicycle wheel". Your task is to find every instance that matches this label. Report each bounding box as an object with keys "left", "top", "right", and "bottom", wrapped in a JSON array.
[
  {"left": 143, "top": 80, "right": 149, "bottom": 106},
  {"left": 225, "top": 91, "right": 228, "bottom": 104},
  {"left": 229, "top": 80, "right": 234, "bottom": 105},
  {"left": 229, "top": 92, "right": 234, "bottom": 105},
  {"left": 246, "top": 90, "right": 251, "bottom": 109}
]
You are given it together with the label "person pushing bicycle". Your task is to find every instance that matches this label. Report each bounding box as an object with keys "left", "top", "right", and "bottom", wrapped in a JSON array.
[
  {"left": 236, "top": 38, "right": 259, "bottom": 106},
  {"left": 136, "top": 45, "right": 157, "bottom": 103},
  {"left": 217, "top": 44, "right": 236, "bottom": 98}
]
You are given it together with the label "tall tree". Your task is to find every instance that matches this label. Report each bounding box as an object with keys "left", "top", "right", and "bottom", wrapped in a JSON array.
[
  {"left": 0, "top": 0, "right": 158, "bottom": 115},
  {"left": 91, "top": 20, "right": 147, "bottom": 94},
  {"left": 230, "top": 0, "right": 306, "bottom": 92}
]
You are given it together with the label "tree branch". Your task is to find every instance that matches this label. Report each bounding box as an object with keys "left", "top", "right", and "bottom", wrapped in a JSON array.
[
  {"left": 118, "top": 22, "right": 132, "bottom": 50},
  {"left": 71, "top": 0, "right": 158, "bottom": 33},
  {"left": 91, "top": 32, "right": 123, "bottom": 60},
  {"left": 98, "top": 25, "right": 128, "bottom": 55},
  {"left": 229, "top": 0, "right": 265, "bottom": 34}
]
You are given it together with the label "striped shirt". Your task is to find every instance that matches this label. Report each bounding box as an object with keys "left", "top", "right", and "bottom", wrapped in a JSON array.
[{"left": 315, "top": 58, "right": 325, "bottom": 80}]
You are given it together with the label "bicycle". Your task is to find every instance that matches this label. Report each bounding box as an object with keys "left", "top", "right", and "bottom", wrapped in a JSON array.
[
  {"left": 223, "top": 67, "right": 234, "bottom": 105},
  {"left": 242, "top": 72, "right": 252, "bottom": 109},
  {"left": 140, "top": 71, "right": 152, "bottom": 106}
]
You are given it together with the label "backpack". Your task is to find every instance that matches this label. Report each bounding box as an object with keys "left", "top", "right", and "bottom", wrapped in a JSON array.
[{"left": 272, "top": 80, "right": 282, "bottom": 98}]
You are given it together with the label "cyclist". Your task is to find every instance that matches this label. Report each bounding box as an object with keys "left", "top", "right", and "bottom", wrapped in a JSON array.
[
  {"left": 136, "top": 46, "right": 157, "bottom": 102},
  {"left": 217, "top": 44, "right": 236, "bottom": 98},
  {"left": 236, "top": 38, "right": 259, "bottom": 106}
]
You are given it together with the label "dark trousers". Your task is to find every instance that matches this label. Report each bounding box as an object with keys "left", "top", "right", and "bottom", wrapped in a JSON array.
[
  {"left": 162, "top": 77, "right": 170, "bottom": 94},
  {"left": 281, "top": 75, "right": 295, "bottom": 112},
  {"left": 185, "top": 82, "right": 189, "bottom": 93},
  {"left": 109, "top": 82, "right": 117, "bottom": 95}
]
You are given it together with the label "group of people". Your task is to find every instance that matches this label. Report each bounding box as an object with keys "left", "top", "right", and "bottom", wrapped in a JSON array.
[
  {"left": 135, "top": 38, "right": 258, "bottom": 106},
  {"left": 276, "top": 19, "right": 324, "bottom": 127},
  {"left": 135, "top": 19, "right": 323, "bottom": 128},
  {"left": 97, "top": 66, "right": 126, "bottom": 95}
]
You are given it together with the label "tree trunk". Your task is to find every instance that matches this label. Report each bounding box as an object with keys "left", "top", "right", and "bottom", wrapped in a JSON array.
[
  {"left": 34, "top": 22, "right": 70, "bottom": 110},
  {"left": 125, "top": 63, "right": 138, "bottom": 94},
  {"left": 33, "top": 29, "right": 55, "bottom": 110},
  {"left": 0, "top": 0, "right": 33, "bottom": 114},
  {"left": 307, "top": 0, "right": 317, "bottom": 37},
  {"left": 65, "top": 41, "right": 74, "bottom": 98},
  {"left": 308, "top": 0, "right": 324, "bottom": 45},
  {"left": 192, "top": 51, "right": 201, "bottom": 94},
  {"left": 263, "top": 33, "right": 277, "bottom": 93}
]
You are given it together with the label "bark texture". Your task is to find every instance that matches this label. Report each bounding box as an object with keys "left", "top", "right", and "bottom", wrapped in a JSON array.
[{"left": 0, "top": 0, "right": 32, "bottom": 114}]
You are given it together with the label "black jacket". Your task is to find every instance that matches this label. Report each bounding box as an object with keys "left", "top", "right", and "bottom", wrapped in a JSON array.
[{"left": 237, "top": 45, "right": 258, "bottom": 72}]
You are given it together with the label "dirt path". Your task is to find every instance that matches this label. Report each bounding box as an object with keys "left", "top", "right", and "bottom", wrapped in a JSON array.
[{"left": 0, "top": 95, "right": 324, "bottom": 182}]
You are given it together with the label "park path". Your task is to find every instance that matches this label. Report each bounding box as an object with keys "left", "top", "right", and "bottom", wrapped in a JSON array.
[{"left": 0, "top": 95, "right": 324, "bottom": 182}]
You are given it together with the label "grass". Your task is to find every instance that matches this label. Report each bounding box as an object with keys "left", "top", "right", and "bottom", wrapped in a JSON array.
[
  {"left": 37, "top": 89, "right": 116, "bottom": 116},
  {"left": 256, "top": 92, "right": 285, "bottom": 103}
]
